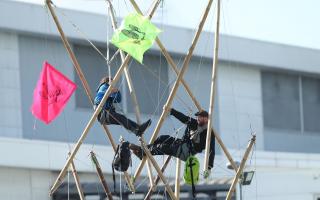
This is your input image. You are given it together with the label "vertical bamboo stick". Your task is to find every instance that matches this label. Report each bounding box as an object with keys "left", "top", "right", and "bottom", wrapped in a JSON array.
[
  {"left": 106, "top": 0, "right": 155, "bottom": 188},
  {"left": 48, "top": 0, "right": 161, "bottom": 195},
  {"left": 140, "top": 141, "right": 177, "bottom": 200},
  {"left": 45, "top": 0, "right": 135, "bottom": 192},
  {"left": 174, "top": 158, "right": 181, "bottom": 199},
  {"left": 70, "top": 160, "right": 85, "bottom": 200},
  {"left": 226, "top": 135, "right": 256, "bottom": 200},
  {"left": 133, "top": 0, "right": 214, "bottom": 181},
  {"left": 90, "top": 151, "right": 113, "bottom": 200},
  {"left": 204, "top": 0, "right": 221, "bottom": 172}
]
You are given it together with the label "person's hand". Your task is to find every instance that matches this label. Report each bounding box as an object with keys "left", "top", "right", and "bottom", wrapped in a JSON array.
[
  {"left": 111, "top": 87, "right": 118, "bottom": 93},
  {"left": 163, "top": 105, "right": 171, "bottom": 116},
  {"left": 203, "top": 169, "right": 211, "bottom": 179}
]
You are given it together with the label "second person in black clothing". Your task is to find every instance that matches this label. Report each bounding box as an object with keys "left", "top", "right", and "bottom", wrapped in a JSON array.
[{"left": 129, "top": 108, "right": 215, "bottom": 170}]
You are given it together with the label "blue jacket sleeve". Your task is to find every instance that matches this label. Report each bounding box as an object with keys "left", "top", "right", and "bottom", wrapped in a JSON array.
[{"left": 94, "top": 84, "right": 108, "bottom": 105}]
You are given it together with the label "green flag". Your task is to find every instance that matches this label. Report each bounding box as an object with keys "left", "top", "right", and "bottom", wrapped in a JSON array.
[{"left": 111, "top": 13, "right": 161, "bottom": 63}]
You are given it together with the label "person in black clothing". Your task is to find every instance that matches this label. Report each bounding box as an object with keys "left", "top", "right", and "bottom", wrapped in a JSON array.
[
  {"left": 130, "top": 108, "right": 215, "bottom": 170},
  {"left": 94, "top": 76, "right": 151, "bottom": 136}
]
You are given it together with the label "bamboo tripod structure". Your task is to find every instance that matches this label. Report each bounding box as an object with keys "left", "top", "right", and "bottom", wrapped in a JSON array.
[
  {"left": 48, "top": 0, "right": 161, "bottom": 195},
  {"left": 46, "top": 0, "right": 256, "bottom": 198},
  {"left": 90, "top": 151, "right": 113, "bottom": 200}
]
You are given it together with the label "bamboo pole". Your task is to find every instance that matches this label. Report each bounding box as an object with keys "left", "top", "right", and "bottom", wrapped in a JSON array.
[
  {"left": 106, "top": 0, "right": 155, "bottom": 188},
  {"left": 226, "top": 135, "right": 256, "bottom": 200},
  {"left": 70, "top": 160, "right": 85, "bottom": 200},
  {"left": 133, "top": 0, "right": 214, "bottom": 181},
  {"left": 174, "top": 158, "right": 181, "bottom": 199},
  {"left": 48, "top": 0, "right": 161, "bottom": 195},
  {"left": 130, "top": 0, "right": 238, "bottom": 175},
  {"left": 90, "top": 151, "right": 113, "bottom": 200},
  {"left": 204, "top": 0, "right": 220, "bottom": 172},
  {"left": 144, "top": 156, "right": 171, "bottom": 200},
  {"left": 140, "top": 141, "right": 177, "bottom": 200},
  {"left": 45, "top": 0, "right": 134, "bottom": 193},
  {"left": 45, "top": 0, "right": 92, "bottom": 105}
]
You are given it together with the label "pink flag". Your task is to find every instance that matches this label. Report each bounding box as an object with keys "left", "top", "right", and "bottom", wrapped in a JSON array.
[{"left": 31, "top": 61, "right": 77, "bottom": 124}]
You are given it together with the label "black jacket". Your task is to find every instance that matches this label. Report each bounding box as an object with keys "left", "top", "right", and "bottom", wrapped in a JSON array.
[{"left": 170, "top": 108, "right": 215, "bottom": 169}]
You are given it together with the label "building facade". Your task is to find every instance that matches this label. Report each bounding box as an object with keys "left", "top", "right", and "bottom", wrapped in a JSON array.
[{"left": 1, "top": 1, "right": 320, "bottom": 199}]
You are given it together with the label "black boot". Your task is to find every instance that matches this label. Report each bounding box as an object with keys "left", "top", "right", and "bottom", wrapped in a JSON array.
[
  {"left": 136, "top": 119, "right": 152, "bottom": 137},
  {"left": 129, "top": 143, "right": 145, "bottom": 160}
]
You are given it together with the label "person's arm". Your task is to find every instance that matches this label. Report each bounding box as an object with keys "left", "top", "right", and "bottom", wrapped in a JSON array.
[
  {"left": 94, "top": 84, "right": 107, "bottom": 105},
  {"left": 110, "top": 88, "right": 121, "bottom": 103},
  {"left": 170, "top": 108, "right": 197, "bottom": 125}
]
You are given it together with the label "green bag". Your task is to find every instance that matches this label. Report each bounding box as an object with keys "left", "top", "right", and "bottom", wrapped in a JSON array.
[
  {"left": 184, "top": 155, "right": 200, "bottom": 185},
  {"left": 111, "top": 13, "right": 161, "bottom": 64}
]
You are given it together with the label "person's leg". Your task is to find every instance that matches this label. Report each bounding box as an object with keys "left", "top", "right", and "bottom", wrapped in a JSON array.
[
  {"left": 99, "top": 110, "right": 151, "bottom": 135},
  {"left": 108, "top": 111, "right": 139, "bottom": 132},
  {"left": 129, "top": 135, "right": 176, "bottom": 160},
  {"left": 149, "top": 136, "right": 181, "bottom": 156}
]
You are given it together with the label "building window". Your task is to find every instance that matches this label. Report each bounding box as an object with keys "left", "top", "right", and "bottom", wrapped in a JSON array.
[
  {"left": 73, "top": 44, "right": 120, "bottom": 109},
  {"left": 125, "top": 53, "right": 169, "bottom": 115},
  {"left": 262, "top": 71, "right": 320, "bottom": 134}
]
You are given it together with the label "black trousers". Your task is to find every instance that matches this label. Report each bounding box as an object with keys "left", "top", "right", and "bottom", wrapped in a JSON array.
[
  {"left": 148, "top": 135, "right": 194, "bottom": 161},
  {"left": 98, "top": 109, "right": 139, "bottom": 134}
]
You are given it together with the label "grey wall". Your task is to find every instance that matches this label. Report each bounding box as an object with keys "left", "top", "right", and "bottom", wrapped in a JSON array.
[
  {"left": 265, "top": 131, "right": 320, "bottom": 153},
  {"left": 0, "top": 31, "right": 22, "bottom": 138}
]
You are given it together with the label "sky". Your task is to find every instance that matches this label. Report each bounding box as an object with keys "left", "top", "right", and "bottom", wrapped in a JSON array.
[{"left": 12, "top": 0, "right": 320, "bottom": 50}]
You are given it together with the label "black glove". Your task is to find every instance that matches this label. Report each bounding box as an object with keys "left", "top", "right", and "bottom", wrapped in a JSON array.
[{"left": 170, "top": 108, "right": 176, "bottom": 115}]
